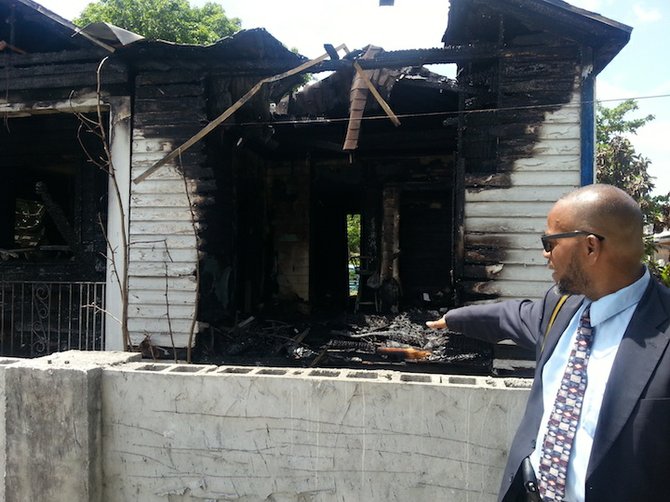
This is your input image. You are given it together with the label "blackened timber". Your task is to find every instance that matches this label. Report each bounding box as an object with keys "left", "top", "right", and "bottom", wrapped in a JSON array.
[
  {"left": 0, "top": 63, "right": 128, "bottom": 90},
  {"left": 464, "top": 172, "right": 511, "bottom": 189},
  {"left": 0, "top": 49, "right": 109, "bottom": 68},
  {"left": 465, "top": 248, "right": 505, "bottom": 264},
  {"left": 135, "top": 84, "right": 205, "bottom": 99},
  {"left": 306, "top": 44, "right": 580, "bottom": 73},
  {"left": 470, "top": 0, "right": 630, "bottom": 49}
]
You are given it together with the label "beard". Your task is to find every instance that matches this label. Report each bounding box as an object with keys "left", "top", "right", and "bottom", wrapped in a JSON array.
[{"left": 556, "top": 258, "right": 590, "bottom": 296}]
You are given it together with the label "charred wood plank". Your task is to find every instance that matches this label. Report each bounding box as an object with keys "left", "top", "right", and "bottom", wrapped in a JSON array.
[
  {"left": 463, "top": 264, "right": 504, "bottom": 280},
  {"left": 133, "top": 112, "right": 208, "bottom": 128},
  {"left": 0, "top": 49, "right": 109, "bottom": 68},
  {"left": 135, "top": 83, "right": 205, "bottom": 99},
  {"left": 464, "top": 172, "right": 511, "bottom": 189},
  {"left": 134, "top": 97, "right": 205, "bottom": 113},
  {"left": 499, "top": 78, "right": 576, "bottom": 93},
  {"left": 307, "top": 45, "right": 581, "bottom": 73},
  {"left": 34, "top": 182, "right": 79, "bottom": 254},
  {"left": 465, "top": 248, "right": 506, "bottom": 264},
  {"left": 0, "top": 68, "right": 128, "bottom": 91},
  {"left": 135, "top": 71, "right": 205, "bottom": 86},
  {"left": 0, "top": 62, "right": 125, "bottom": 79}
]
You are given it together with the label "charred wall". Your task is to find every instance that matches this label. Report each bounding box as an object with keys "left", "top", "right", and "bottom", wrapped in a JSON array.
[
  {"left": 450, "top": 3, "right": 585, "bottom": 302},
  {"left": 0, "top": 45, "right": 125, "bottom": 283},
  {"left": 0, "top": 112, "right": 109, "bottom": 281},
  {"left": 0, "top": 48, "right": 128, "bottom": 104}
]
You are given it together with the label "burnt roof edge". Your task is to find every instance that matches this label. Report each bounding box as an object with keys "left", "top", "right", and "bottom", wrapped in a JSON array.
[
  {"left": 12, "top": 0, "right": 115, "bottom": 52},
  {"left": 443, "top": 0, "right": 631, "bottom": 74}
]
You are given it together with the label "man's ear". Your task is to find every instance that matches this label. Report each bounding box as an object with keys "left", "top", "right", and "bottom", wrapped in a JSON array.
[{"left": 586, "top": 235, "right": 601, "bottom": 256}]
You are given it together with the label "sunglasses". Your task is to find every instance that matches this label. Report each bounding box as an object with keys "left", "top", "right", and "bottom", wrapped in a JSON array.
[{"left": 541, "top": 230, "right": 605, "bottom": 252}]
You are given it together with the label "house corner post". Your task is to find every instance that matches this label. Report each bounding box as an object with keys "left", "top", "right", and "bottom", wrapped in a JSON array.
[
  {"left": 105, "top": 97, "right": 132, "bottom": 351},
  {"left": 580, "top": 47, "right": 596, "bottom": 186}
]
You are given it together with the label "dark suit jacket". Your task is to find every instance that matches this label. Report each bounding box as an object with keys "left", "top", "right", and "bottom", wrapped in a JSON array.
[{"left": 445, "top": 278, "right": 670, "bottom": 502}]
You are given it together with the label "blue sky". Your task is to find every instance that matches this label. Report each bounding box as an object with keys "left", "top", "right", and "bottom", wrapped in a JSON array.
[{"left": 39, "top": 0, "right": 670, "bottom": 194}]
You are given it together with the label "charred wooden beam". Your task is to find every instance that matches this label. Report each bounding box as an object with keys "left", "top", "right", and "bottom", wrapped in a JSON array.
[
  {"left": 0, "top": 49, "right": 109, "bottom": 68},
  {"left": 379, "top": 185, "right": 401, "bottom": 311},
  {"left": 308, "top": 45, "right": 580, "bottom": 73},
  {"left": 0, "top": 62, "right": 128, "bottom": 91}
]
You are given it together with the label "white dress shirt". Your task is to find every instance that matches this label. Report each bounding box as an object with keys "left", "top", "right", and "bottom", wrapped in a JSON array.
[{"left": 529, "top": 268, "right": 650, "bottom": 501}]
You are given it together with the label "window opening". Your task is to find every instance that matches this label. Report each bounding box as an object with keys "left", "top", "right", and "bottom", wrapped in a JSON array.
[{"left": 346, "top": 213, "right": 361, "bottom": 299}]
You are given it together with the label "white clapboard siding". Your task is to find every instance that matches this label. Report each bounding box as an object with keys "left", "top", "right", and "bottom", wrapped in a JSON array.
[
  {"left": 129, "top": 247, "right": 198, "bottom": 263},
  {"left": 128, "top": 319, "right": 196, "bottom": 332},
  {"left": 129, "top": 220, "right": 200, "bottom": 235},
  {"left": 129, "top": 290, "right": 197, "bottom": 306},
  {"left": 464, "top": 90, "right": 581, "bottom": 301},
  {"left": 129, "top": 235, "right": 200, "bottom": 249},
  {"left": 130, "top": 178, "right": 203, "bottom": 195},
  {"left": 514, "top": 155, "right": 580, "bottom": 171},
  {"left": 500, "top": 249, "right": 550, "bottom": 265},
  {"left": 128, "top": 261, "right": 196, "bottom": 277},
  {"left": 132, "top": 207, "right": 197, "bottom": 222},
  {"left": 129, "top": 333, "right": 191, "bottom": 348},
  {"left": 465, "top": 202, "right": 554, "bottom": 218},
  {"left": 466, "top": 216, "right": 547, "bottom": 233},
  {"left": 466, "top": 184, "right": 577, "bottom": 202},
  {"left": 128, "top": 276, "right": 197, "bottom": 292},
  {"left": 128, "top": 304, "right": 196, "bottom": 319},
  {"left": 507, "top": 170, "right": 580, "bottom": 186},
  {"left": 132, "top": 162, "right": 180, "bottom": 180},
  {"left": 131, "top": 193, "right": 209, "bottom": 208},
  {"left": 128, "top": 131, "right": 199, "bottom": 348}
]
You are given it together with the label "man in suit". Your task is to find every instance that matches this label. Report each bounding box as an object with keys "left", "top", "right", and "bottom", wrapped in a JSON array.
[{"left": 427, "top": 184, "right": 670, "bottom": 501}]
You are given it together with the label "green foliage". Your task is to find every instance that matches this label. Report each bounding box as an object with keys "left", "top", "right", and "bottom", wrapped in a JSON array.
[
  {"left": 596, "top": 99, "right": 654, "bottom": 144},
  {"left": 346, "top": 214, "right": 361, "bottom": 259},
  {"left": 661, "top": 263, "right": 670, "bottom": 287},
  {"left": 75, "top": 0, "right": 241, "bottom": 44},
  {"left": 596, "top": 99, "right": 670, "bottom": 284},
  {"left": 596, "top": 99, "right": 669, "bottom": 231}
]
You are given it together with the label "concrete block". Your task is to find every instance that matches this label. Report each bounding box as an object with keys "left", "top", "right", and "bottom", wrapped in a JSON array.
[
  {"left": 0, "top": 357, "right": 21, "bottom": 500},
  {"left": 101, "top": 364, "right": 529, "bottom": 502},
  {"left": 3, "top": 351, "right": 137, "bottom": 502}
]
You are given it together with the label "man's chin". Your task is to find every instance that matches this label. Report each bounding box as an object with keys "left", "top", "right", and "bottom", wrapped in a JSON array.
[{"left": 556, "top": 280, "right": 577, "bottom": 296}]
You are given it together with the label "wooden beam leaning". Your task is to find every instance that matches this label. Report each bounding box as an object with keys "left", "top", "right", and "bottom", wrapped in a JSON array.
[
  {"left": 352, "top": 61, "right": 401, "bottom": 127},
  {"left": 133, "top": 44, "right": 348, "bottom": 184}
]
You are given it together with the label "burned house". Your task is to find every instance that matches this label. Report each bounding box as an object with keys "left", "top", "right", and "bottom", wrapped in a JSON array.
[{"left": 0, "top": 0, "right": 630, "bottom": 364}]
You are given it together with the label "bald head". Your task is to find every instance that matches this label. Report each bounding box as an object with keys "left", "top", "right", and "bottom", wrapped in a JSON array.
[{"left": 554, "top": 184, "right": 645, "bottom": 275}]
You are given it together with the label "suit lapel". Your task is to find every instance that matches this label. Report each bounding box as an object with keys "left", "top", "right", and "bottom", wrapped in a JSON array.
[
  {"left": 587, "top": 280, "right": 670, "bottom": 477},
  {"left": 539, "top": 295, "right": 583, "bottom": 367}
]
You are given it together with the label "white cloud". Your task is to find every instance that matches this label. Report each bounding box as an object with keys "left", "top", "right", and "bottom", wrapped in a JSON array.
[{"left": 633, "top": 4, "right": 662, "bottom": 23}]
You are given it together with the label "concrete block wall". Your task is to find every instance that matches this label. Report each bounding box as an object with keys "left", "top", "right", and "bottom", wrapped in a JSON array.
[{"left": 0, "top": 352, "right": 531, "bottom": 501}]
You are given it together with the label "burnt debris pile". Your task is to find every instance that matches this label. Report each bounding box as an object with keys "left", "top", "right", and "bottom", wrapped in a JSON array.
[{"left": 193, "top": 310, "right": 493, "bottom": 375}]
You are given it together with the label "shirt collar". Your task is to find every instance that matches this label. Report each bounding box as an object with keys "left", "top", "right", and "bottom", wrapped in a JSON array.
[{"left": 587, "top": 267, "right": 650, "bottom": 327}]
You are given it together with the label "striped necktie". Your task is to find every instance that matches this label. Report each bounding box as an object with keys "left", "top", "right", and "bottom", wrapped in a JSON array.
[{"left": 538, "top": 305, "right": 594, "bottom": 500}]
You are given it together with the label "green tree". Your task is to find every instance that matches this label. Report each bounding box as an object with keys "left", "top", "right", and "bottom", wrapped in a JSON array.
[
  {"left": 596, "top": 99, "right": 669, "bottom": 231},
  {"left": 596, "top": 99, "right": 670, "bottom": 283},
  {"left": 346, "top": 214, "right": 361, "bottom": 260},
  {"left": 75, "top": 0, "right": 241, "bottom": 44}
]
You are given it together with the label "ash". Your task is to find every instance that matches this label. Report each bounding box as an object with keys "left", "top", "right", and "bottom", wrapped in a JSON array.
[{"left": 193, "top": 309, "right": 492, "bottom": 374}]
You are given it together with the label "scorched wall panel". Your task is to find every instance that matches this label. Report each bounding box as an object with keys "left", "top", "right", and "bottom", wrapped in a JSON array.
[
  {"left": 463, "top": 90, "right": 582, "bottom": 301},
  {"left": 127, "top": 74, "right": 208, "bottom": 348}
]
